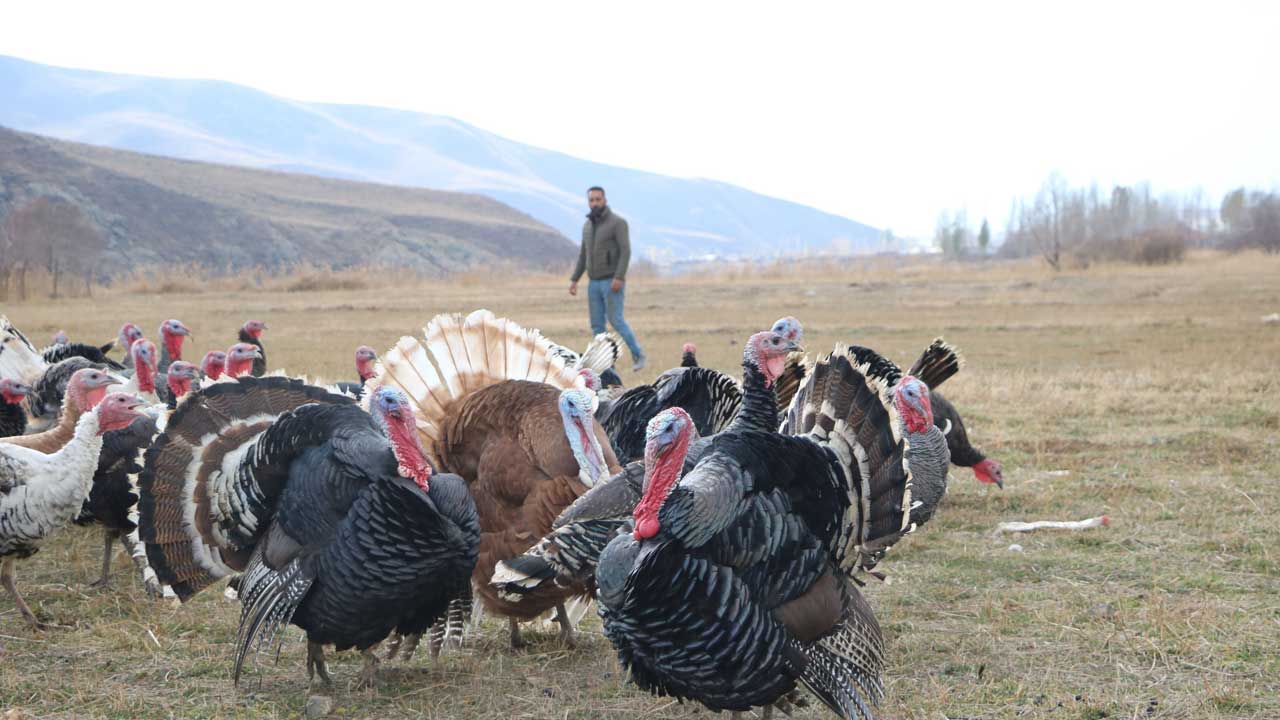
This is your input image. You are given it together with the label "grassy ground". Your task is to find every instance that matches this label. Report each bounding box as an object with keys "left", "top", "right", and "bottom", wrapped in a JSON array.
[{"left": 1, "top": 251, "right": 1278, "bottom": 719}]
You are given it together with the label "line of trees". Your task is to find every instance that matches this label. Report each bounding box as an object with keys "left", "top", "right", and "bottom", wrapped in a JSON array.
[
  {"left": 0, "top": 197, "right": 106, "bottom": 300},
  {"left": 937, "top": 174, "right": 1280, "bottom": 268}
]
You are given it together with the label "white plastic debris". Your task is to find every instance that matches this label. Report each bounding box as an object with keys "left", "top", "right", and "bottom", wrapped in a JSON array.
[
  {"left": 994, "top": 515, "right": 1110, "bottom": 535},
  {"left": 1007, "top": 544, "right": 1024, "bottom": 552},
  {"left": 1263, "top": 313, "right": 1280, "bottom": 324},
  {"left": 1044, "top": 470, "right": 1071, "bottom": 477}
]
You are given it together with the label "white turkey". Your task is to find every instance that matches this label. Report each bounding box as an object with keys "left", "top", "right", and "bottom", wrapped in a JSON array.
[
  {"left": 137, "top": 377, "right": 479, "bottom": 687},
  {"left": 1, "top": 391, "right": 147, "bottom": 629}
]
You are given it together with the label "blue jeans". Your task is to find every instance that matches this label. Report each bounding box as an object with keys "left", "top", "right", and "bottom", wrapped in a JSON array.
[{"left": 588, "top": 278, "right": 643, "bottom": 360}]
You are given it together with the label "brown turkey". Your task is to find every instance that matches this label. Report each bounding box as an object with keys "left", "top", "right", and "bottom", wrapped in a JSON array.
[{"left": 369, "top": 309, "right": 620, "bottom": 650}]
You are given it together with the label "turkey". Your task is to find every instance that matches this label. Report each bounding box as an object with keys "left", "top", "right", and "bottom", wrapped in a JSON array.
[
  {"left": 2, "top": 391, "right": 148, "bottom": 629},
  {"left": 334, "top": 345, "right": 378, "bottom": 399},
  {"left": 0, "top": 369, "right": 118, "bottom": 455},
  {"left": 904, "top": 338, "right": 1002, "bottom": 488},
  {"left": 549, "top": 331, "right": 625, "bottom": 395},
  {"left": 237, "top": 320, "right": 268, "bottom": 376},
  {"left": 0, "top": 378, "right": 32, "bottom": 437},
  {"left": 24, "top": 356, "right": 110, "bottom": 432},
  {"left": 225, "top": 343, "right": 263, "bottom": 379},
  {"left": 680, "top": 342, "right": 698, "bottom": 368},
  {"left": 597, "top": 343, "right": 949, "bottom": 720},
  {"left": 201, "top": 350, "right": 227, "bottom": 381},
  {"left": 117, "top": 323, "right": 143, "bottom": 369},
  {"left": 601, "top": 316, "right": 806, "bottom": 465},
  {"left": 137, "top": 378, "right": 479, "bottom": 688},
  {"left": 931, "top": 393, "right": 1003, "bottom": 488},
  {"left": 368, "top": 309, "right": 620, "bottom": 649},
  {"left": 156, "top": 318, "right": 192, "bottom": 375},
  {"left": 162, "top": 361, "right": 200, "bottom": 409},
  {"left": 492, "top": 328, "right": 803, "bottom": 607},
  {"left": 0, "top": 316, "right": 48, "bottom": 386},
  {"left": 51, "top": 330, "right": 69, "bottom": 346},
  {"left": 110, "top": 339, "right": 163, "bottom": 405},
  {"left": 40, "top": 339, "right": 122, "bottom": 371},
  {"left": 74, "top": 411, "right": 163, "bottom": 594}
]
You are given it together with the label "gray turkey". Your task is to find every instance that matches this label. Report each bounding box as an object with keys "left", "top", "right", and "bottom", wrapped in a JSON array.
[
  {"left": 156, "top": 318, "right": 192, "bottom": 375},
  {"left": 902, "top": 338, "right": 1002, "bottom": 489},
  {"left": 137, "top": 377, "right": 479, "bottom": 688},
  {"left": 2, "top": 391, "right": 148, "bottom": 629},
  {"left": 237, "top": 320, "right": 268, "bottom": 376},
  {"left": 601, "top": 317, "right": 806, "bottom": 464},
  {"left": 492, "top": 327, "right": 802, "bottom": 606},
  {"left": 596, "top": 343, "right": 950, "bottom": 720},
  {"left": 0, "top": 378, "right": 31, "bottom": 438}
]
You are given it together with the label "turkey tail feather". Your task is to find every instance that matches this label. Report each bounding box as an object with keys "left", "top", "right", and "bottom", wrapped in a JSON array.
[
  {"left": 232, "top": 551, "right": 314, "bottom": 685},
  {"left": 578, "top": 332, "right": 622, "bottom": 374},
  {"left": 795, "top": 580, "right": 885, "bottom": 720},
  {"left": 138, "top": 376, "right": 353, "bottom": 600},
  {"left": 370, "top": 310, "right": 582, "bottom": 466},
  {"left": 907, "top": 338, "right": 964, "bottom": 390},
  {"left": 773, "top": 352, "right": 810, "bottom": 417}
]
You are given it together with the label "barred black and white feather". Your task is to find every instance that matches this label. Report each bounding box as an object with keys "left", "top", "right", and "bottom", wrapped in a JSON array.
[{"left": 907, "top": 338, "right": 963, "bottom": 391}]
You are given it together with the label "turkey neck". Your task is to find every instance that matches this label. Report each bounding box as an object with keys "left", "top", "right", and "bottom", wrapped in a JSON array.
[
  {"left": 0, "top": 390, "right": 83, "bottom": 452},
  {"left": 727, "top": 361, "right": 777, "bottom": 433}
]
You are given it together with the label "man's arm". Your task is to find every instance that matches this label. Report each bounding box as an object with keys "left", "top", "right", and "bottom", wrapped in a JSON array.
[
  {"left": 613, "top": 218, "right": 630, "bottom": 283},
  {"left": 570, "top": 236, "right": 587, "bottom": 294}
]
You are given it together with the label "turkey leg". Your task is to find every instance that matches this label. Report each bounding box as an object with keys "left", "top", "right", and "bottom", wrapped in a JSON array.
[
  {"left": 306, "top": 641, "right": 333, "bottom": 687},
  {"left": 120, "top": 528, "right": 167, "bottom": 598},
  {"left": 553, "top": 602, "right": 577, "bottom": 648},
  {"left": 1, "top": 557, "right": 43, "bottom": 630},
  {"left": 508, "top": 616, "right": 526, "bottom": 649},
  {"left": 89, "top": 529, "right": 120, "bottom": 588},
  {"left": 356, "top": 647, "right": 380, "bottom": 689}
]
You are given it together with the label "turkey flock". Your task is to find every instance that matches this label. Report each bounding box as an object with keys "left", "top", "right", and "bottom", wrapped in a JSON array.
[{"left": 0, "top": 309, "right": 1004, "bottom": 720}]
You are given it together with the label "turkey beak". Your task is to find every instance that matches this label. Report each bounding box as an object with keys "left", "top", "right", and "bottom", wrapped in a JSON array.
[{"left": 251, "top": 347, "right": 263, "bottom": 359}]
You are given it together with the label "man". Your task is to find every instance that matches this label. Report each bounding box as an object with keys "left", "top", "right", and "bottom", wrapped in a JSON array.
[{"left": 569, "top": 186, "right": 646, "bottom": 370}]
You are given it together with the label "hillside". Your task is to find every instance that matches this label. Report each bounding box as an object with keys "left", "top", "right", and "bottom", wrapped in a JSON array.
[
  {"left": 0, "top": 125, "right": 574, "bottom": 276},
  {"left": 0, "top": 54, "right": 883, "bottom": 260}
]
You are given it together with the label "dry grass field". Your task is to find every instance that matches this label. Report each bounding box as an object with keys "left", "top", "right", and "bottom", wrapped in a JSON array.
[{"left": 1, "top": 251, "right": 1278, "bottom": 719}]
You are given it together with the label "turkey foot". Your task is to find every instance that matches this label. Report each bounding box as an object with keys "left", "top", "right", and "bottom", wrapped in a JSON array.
[
  {"left": 2, "top": 558, "right": 48, "bottom": 631},
  {"left": 88, "top": 530, "right": 119, "bottom": 588},
  {"left": 306, "top": 641, "right": 333, "bottom": 687},
  {"left": 355, "top": 648, "right": 380, "bottom": 689},
  {"left": 553, "top": 603, "right": 577, "bottom": 648},
  {"left": 508, "top": 617, "right": 526, "bottom": 649},
  {"left": 384, "top": 633, "right": 403, "bottom": 660}
]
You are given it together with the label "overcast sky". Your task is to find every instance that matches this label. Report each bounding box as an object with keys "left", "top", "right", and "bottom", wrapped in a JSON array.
[{"left": 3, "top": 1, "right": 1276, "bottom": 236}]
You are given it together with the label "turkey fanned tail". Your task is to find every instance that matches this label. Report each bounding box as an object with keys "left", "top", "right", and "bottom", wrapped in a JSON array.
[{"left": 906, "top": 338, "right": 963, "bottom": 390}]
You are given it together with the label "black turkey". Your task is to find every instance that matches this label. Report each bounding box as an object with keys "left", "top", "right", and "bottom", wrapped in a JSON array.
[
  {"left": 137, "top": 377, "right": 479, "bottom": 688},
  {"left": 237, "top": 320, "right": 268, "bottom": 376},
  {"left": 597, "top": 344, "right": 950, "bottom": 720},
  {"left": 0, "top": 378, "right": 31, "bottom": 438}
]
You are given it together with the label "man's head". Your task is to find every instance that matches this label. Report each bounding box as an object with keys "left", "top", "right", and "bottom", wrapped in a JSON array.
[{"left": 587, "top": 186, "right": 607, "bottom": 212}]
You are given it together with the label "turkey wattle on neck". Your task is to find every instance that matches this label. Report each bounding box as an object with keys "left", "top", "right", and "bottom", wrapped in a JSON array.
[
  {"left": 167, "top": 362, "right": 198, "bottom": 400},
  {"left": 202, "top": 351, "right": 226, "bottom": 380},
  {"left": 355, "top": 346, "right": 378, "bottom": 381},
  {"left": 371, "top": 386, "right": 432, "bottom": 491},
  {"left": 132, "top": 340, "right": 159, "bottom": 393},
  {"left": 894, "top": 375, "right": 934, "bottom": 434},
  {"left": 735, "top": 329, "right": 802, "bottom": 430},
  {"left": 160, "top": 319, "right": 191, "bottom": 362},
  {"left": 0, "top": 379, "right": 30, "bottom": 405},
  {"left": 68, "top": 368, "right": 115, "bottom": 413},
  {"left": 225, "top": 344, "right": 259, "bottom": 378},
  {"left": 559, "top": 388, "right": 608, "bottom": 487},
  {"left": 633, "top": 408, "right": 694, "bottom": 540}
]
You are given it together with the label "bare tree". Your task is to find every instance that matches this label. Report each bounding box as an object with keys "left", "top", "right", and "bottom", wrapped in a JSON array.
[{"left": 3, "top": 197, "right": 102, "bottom": 299}]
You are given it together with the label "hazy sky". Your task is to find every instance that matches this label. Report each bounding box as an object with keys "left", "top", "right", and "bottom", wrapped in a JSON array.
[{"left": 3, "top": 1, "right": 1276, "bottom": 236}]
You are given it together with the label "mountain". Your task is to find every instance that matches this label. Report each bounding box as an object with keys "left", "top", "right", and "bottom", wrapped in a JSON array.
[
  {"left": 0, "top": 54, "right": 882, "bottom": 260},
  {"left": 0, "top": 125, "right": 573, "bottom": 276}
]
